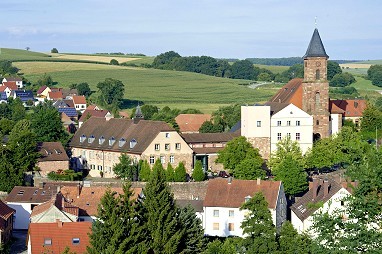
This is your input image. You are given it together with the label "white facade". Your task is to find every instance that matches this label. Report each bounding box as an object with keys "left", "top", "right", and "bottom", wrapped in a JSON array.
[
  {"left": 330, "top": 113, "right": 341, "bottom": 135},
  {"left": 241, "top": 105, "right": 271, "bottom": 138},
  {"left": 270, "top": 104, "right": 313, "bottom": 154},
  {"left": 7, "top": 202, "right": 40, "bottom": 230},
  {"left": 291, "top": 187, "right": 351, "bottom": 234}
]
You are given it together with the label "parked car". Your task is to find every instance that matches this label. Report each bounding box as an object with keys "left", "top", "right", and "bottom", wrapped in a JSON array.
[{"left": 218, "top": 171, "right": 230, "bottom": 178}]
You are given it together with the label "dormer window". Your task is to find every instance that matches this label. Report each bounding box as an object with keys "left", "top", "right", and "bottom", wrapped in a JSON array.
[
  {"left": 80, "top": 134, "right": 86, "bottom": 143},
  {"left": 130, "top": 139, "right": 137, "bottom": 149},
  {"left": 99, "top": 136, "right": 105, "bottom": 145},
  {"left": 109, "top": 137, "right": 115, "bottom": 146},
  {"left": 119, "top": 138, "right": 126, "bottom": 147},
  {"left": 245, "top": 195, "right": 251, "bottom": 202},
  {"left": 88, "top": 135, "right": 95, "bottom": 143}
]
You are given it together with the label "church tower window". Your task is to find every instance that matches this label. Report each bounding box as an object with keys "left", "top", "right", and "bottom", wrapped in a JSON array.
[
  {"left": 316, "top": 69, "right": 320, "bottom": 80},
  {"left": 315, "top": 92, "right": 320, "bottom": 106}
]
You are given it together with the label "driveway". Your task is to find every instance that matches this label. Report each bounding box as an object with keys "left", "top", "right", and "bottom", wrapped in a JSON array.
[{"left": 10, "top": 230, "right": 27, "bottom": 254}]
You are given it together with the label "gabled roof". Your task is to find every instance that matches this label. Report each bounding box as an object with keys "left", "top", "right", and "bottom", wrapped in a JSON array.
[
  {"left": 264, "top": 102, "right": 290, "bottom": 116},
  {"left": 268, "top": 78, "right": 303, "bottom": 109},
  {"left": 60, "top": 186, "right": 142, "bottom": 216},
  {"left": 37, "top": 142, "right": 69, "bottom": 162},
  {"left": 58, "top": 107, "right": 78, "bottom": 117},
  {"left": 6, "top": 186, "right": 58, "bottom": 203},
  {"left": 329, "top": 99, "right": 367, "bottom": 117},
  {"left": 175, "top": 114, "right": 212, "bottom": 133},
  {"left": 0, "top": 86, "right": 10, "bottom": 92},
  {"left": 53, "top": 100, "right": 70, "bottom": 108},
  {"left": 3, "top": 81, "right": 18, "bottom": 91},
  {"left": 63, "top": 99, "right": 75, "bottom": 108},
  {"left": 0, "top": 199, "right": 15, "bottom": 221},
  {"left": 62, "top": 89, "right": 78, "bottom": 98},
  {"left": 79, "top": 109, "right": 111, "bottom": 122},
  {"left": 13, "top": 90, "right": 34, "bottom": 102},
  {"left": 73, "top": 95, "right": 86, "bottom": 104},
  {"left": 37, "top": 85, "right": 49, "bottom": 95},
  {"left": 48, "top": 91, "right": 64, "bottom": 100},
  {"left": 86, "top": 104, "right": 101, "bottom": 111},
  {"left": 28, "top": 221, "right": 92, "bottom": 254},
  {"left": 50, "top": 87, "right": 63, "bottom": 93},
  {"left": 303, "top": 28, "right": 329, "bottom": 59},
  {"left": 181, "top": 132, "right": 239, "bottom": 143},
  {"left": 3, "top": 76, "right": 22, "bottom": 82},
  {"left": 70, "top": 118, "right": 174, "bottom": 154},
  {"left": 291, "top": 179, "right": 351, "bottom": 221},
  {"left": 30, "top": 192, "right": 79, "bottom": 218},
  {"left": 203, "top": 178, "right": 282, "bottom": 209}
]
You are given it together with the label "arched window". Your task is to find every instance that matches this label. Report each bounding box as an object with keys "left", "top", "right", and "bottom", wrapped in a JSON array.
[
  {"left": 316, "top": 69, "right": 320, "bottom": 80},
  {"left": 315, "top": 92, "right": 320, "bottom": 106}
]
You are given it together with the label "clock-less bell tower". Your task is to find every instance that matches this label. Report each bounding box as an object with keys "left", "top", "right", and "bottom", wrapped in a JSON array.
[{"left": 302, "top": 28, "right": 330, "bottom": 139}]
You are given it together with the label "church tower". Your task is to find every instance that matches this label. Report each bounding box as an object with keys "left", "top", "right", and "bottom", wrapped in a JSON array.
[{"left": 302, "top": 28, "right": 330, "bottom": 139}]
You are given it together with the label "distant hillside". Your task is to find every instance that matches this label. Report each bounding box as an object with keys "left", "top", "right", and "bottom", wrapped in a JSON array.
[{"left": 246, "top": 57, "right": 361, "bottom": 66}]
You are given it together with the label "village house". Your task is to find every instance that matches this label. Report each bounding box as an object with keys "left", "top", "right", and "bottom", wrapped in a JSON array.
[
  {"left": 175, "top": 114, "right": 212, "bottom": 134},
  {"left": 73, "top": 95, "right": 87, "bottom": 113},
  {"left": 0, "top": 86, "right": 12, "bottom": 98},
  {"left": 330, "top": 99, "right": 367, "bottom": 133},
  {"left": 0, "top": 200, "right": 15, "bottom": 246},
  {"left": 291, "top": 178, "right": 354, "bottom": 234},
  {"left": 70, "top": 113, "right": 193, "bottom": 178},
  {"left": 203, "top": 178, "right": 287, "bottom": 237},
  {"left": 36, "top": 142, "right": 69, "bottom": 176},
  {"left": 27, "top": 221, "right": 92, "bottom": 254},
  {"left": 11, "top": 90, "right": 34, "bottom": 106},
  {"left": 2, "top": 76, "right": 23, "bottom": 89}
]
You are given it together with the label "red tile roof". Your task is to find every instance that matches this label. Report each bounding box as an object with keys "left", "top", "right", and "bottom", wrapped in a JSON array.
[
  {"left": 37, "top": 86, "right": 48, "bottom": 95},
  {"left": 0, "top": 86, "right": 9, "bottom": 92},
  {"left": 73, "top": 95, "right": 86, "bottom": 104},
  {"left": 48, "top": 91, "right": 64, "bottom": 100},
  {"left": 203, "top": 178, "right": 281, "bottom": 209},
  {"left": 268, "top": 78, "right": 303, "bottom": 109},
  {"left": 78, "top": 109, "right": 111, "bottom": 122},
  {"left": 28, "top": 221, "right": 92, "bottom": 254},
  {"left": 31, "top": 193, "right": 79, "bottom": 218},
  {"left": 175, "top": 114, "right": 212, "bottom": 133},
  {"left": 0, "top": 200, "right": 15, "bottom": 229},
  {"left": 329, "top": 99, "right": 367, "bottom": 117},
  {"left": 37, "top": 142, "right": 69, "bottom": 162},
  {"left": 2, "top": 81, "right": 18, "bottom": 91},
  {"left": 60, "top": 186, "right": 142, "bottom": 216}
]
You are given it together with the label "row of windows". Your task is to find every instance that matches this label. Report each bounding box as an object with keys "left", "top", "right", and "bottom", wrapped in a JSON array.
[
  {"left": 155, "top": 143, "right": 181, "bottom": 151},
  {"left": 277, "top": 133, "right": 301, "bottom": 141},
  {"left": 89, "top": 165, "right": 112, "bottom": 172},
  {"left": 149, "top": 155, "right": 175, "bottom": 164},
  {"left": 213, "top": 222, "right": 235, "bottom": 231},
  {"left": 276, "top": 120, "right": 301, "bottom": 127},
  {"left": 213, "top": 209, "right": 235, "bottom": 217}
]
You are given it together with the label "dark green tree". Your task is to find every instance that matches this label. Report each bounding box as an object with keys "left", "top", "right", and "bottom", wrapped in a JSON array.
[
  {"left": 231, "top": 60, "right": 257, "bottom": 80},
  {"left": 277, "top": 221, "right": 312, "bottom": 254},
  {"left": 137, "top": 159, "right": 185, "bottom": 253},
  {"left": 30, "top": 102, "right": 69, "bottom": 144},
  {"left": 199, "top": 120, "right": 224, "bottom": 133},
  {"left": 113, "top": 154, "right": 138, "bottom": 181},
  {"left": 96, "top": 78, "right": 125, "bottom": 110},
  {"left": 76, "top": 82, "right": 92, "bottom": 97},
  {"left": 234, "top": 151, "right": 265, "bottom": 180},
  {"left": 51, "top": 48, "right": 59, "bottom": 53},
  {"left": 203, "top": 238, "right": 242, "bottom": 254},
  {"left": 211, "top": 104, "right": 241, "bottom": 131},
  {"left": 139, "top": 160, "right": 151, "bottom": 181},
  {"left": 9, "top": 98, "right": 26, "bottom": 122},
  {"left": 268, "top": 137, "right": 305, "bottom": 170},
  {"left": 152, "top": 51, "right": 181, "bottom": 69},
  {"left": 130, "top": 104, "right": 159, "bottom": 120},
  {"left": 165, "top": 163, "right": 175, "bottom": 182},
  {"left": 281, "top": 64, "right": 304, "bottom": 80},
  {"left": 110, "top": 59, "right": 119, "bottom": 65},
  {"left": 240, "top": 192, "right": 278, "bottom": 253},
  {"left": 0, "top": 60, "right": 18, "bottom": 75},
  {"left": 367, "top": 64, "right": 382, "bottom": 87},
  {"left": 327, "top": 61, "right": 342, "bottom": 80},
  {"left": 174, "top": 162, "right": 187, "bottom": 182},
  {"left": 361, "top": 103, "right": 382, "bottom": 133},
  {"left": 329, "top": 72, "right": 356, "bottom": 87},
  {"left": 0, "top": 147, "right": 23, "bottom": 192},
  {"left": 192, "top": 160, "right": 205, "bottom": 181},
  {"left": 0, "top": 118, "right": 14, "bottom": 135},
  {"left": 36, "top": 73, "right": 54, "bottom": 87},
  {"left": 178, "top": 204, "right": 206, "bottom": 253}
]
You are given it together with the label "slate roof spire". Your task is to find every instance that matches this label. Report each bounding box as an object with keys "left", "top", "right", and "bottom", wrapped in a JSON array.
[
  {"left": 133, "top": 104, "right": 144, "bottom": 124},
  {"left": 303, "top": 28, "right": 329, "bottom": 59}
]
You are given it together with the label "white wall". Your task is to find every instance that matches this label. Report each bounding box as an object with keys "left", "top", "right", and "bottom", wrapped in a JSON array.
[
  {"left": 7, "top": 202, "right": 37, "bottom": 230},
  {"left": 331, "top": 113, "right": 340, "bottom": 135},
  {"left": 241, "top": 105, "right": 271, "bottom": 138},
  {"left": 271, "top": 104, "right": 313, "bottom": 154}
]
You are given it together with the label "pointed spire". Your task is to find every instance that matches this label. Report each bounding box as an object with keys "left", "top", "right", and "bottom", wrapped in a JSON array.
[
  {"left": 134, "top": 104, "right": 144, "bottom": 119},
  {"left": 303, "top": 28, "right": 329, "bottom": 59}
]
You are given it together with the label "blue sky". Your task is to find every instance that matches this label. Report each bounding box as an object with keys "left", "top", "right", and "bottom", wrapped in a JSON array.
[{"left": 0, "top": 0, "right": 381, "bottom": 60}]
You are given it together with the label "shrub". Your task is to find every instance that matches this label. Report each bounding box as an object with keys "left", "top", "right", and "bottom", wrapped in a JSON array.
[{"left": 192, "top": 161, "right": 206, "bottom": 181}]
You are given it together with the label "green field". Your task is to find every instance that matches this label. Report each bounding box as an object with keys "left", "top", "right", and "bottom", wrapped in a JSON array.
[{"left": 253, "top": 64, "right": 289, "bottom": 74}]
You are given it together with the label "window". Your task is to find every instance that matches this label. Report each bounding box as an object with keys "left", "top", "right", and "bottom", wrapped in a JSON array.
[
  {"left": 99, "top": 136, "right": 105, "bottom": 145},
  {"left": 213, "top": 210, "right": 219, "bottom": 217},
  {"left": 170, "top": 155, "right": 175, "bottom": 164},
  {"left": 97, "top": 165, "right": 103, "bottom": 171},
  {"left": 165, "top": 133, "right": 170, "bottom": 138},
  {"left": 341, "top": 200, "right": 345, "bottom": 206},
  {"left": 296, "top": 120, "right": 300, "bottom": 126},
  {"left": 175, "top": 143, "right": 181, "bottom": 150},
  {"left": 245, "top": 195, "right": 251, "bottom": 202},
  {"left": 155, "top": 144, "right": 160, "bottom": 151},
  {"left": 88, "top": 135, "right": 95, "bottom": 143},
  {"left": 277, "top": 133, "right": 282, "bottom": 141},
  {"left": 44, "top": 238, "right": 52, "bottom": 246},
  {"left": 287, "top": 133, "right": 291, "bottom": 138},
  {"left": 315, "top": 92, "right": 320, "bottom": 106},
  {"left": 90, "top": 164, "right": 95, "bottom": 170},
  {"left": 316, "top": 120, "right": 320, "bottom": 126},
  {"left": 119, "top": 138, "right": 126, "bottom": 147},
  {"left": 228, "top": 223, "right": 235, "bottom": 231},
  {"left": 160, "top": 156, "right": 165, "bottom": 164},
  {"left": 149, "top": 156, "right": 155, "bottom": 165},
  {"left": 130, "top": 139, "right": 137, "bottom": 149},
  {"left": 165, "top": 144, "right": 170, "bottom": 151},
  {"left": 213, "top": 223, "right": 219, "bottom": 230},
  {"left": 229, "top": 210, "right": 234, "bottom": 217},
  {"left": 316, "top": 69, "right": 320, "bottom": 80},
  {"left": 287, "top": 121, "right": 291, "bottom": 126},
  {"left": 296, "top": 133, "right": 301, "bottom": 141},
  {"left": 109, "top": 137, "right": 115, "bottom": 146},
  {"left": 256, "top": 121, "right": 261, "bottom": 127},
  {"left": 277, "top": 121, "right": 281, "bottom": 126},
  {"left": 80, "top": 134, "right": 86, "bottom": 143},
  {"left": 72, "top": 238, "right": 80, "bottom": 245}
]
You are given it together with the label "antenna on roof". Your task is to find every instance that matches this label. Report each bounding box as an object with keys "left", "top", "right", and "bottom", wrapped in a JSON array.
[{"left": 315, "top": 16, "right": 317, "bottom": 28}]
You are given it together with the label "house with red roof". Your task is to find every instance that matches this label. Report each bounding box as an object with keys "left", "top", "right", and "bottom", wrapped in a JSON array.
[
  {"left": 47, "top": 91, "right": 64, "bottom": 101},
  {"left": 330, "top": 99, "right": 367, "bottom": 134},
  {"left": 27, "top": 221, "right": 91, "bottom": 254},
  {"left": 203, "top": 178, "right": 286, "bottom": 237},
  {"left": 175, "top": 114, "right": 212, "bottom": 133},
  {"left": 0, "top": 86, "right": 12, "bottom": 98},
  {"left": 0, "top": 200, "right": 15, "bottom": 245},
  {"left": 73, "top": 95, "right": 87, "bottom": 113},
  {"left": 2, "top": 76, "right": 23, "bottom": 89}
]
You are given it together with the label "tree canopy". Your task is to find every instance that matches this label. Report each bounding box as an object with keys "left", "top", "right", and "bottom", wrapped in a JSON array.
[{"left": 96, "top": 78, "right": 125, "bottom": 111}]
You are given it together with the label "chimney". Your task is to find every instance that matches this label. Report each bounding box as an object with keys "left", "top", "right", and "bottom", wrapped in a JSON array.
[
  {"left": 323, "top": 179, "right": 329, "bottom": 197},
  {"left": 312, "top": 178, "right": 319, "bottom": 199},
  {"left": 257, "top": 178, "right": 261, "bottom": 185},
  {"left": 56, "top": 219, "right": 63, "bottom": 228}
]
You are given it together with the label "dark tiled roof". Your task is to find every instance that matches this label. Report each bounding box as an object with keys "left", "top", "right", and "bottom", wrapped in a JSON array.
[
  {"left": 6, "top": 186, "right": 58, "bottom": 203},
  {"left": 70, "top": 118, "right": 174, "bottom": 154},
  {"left": 268, "top": 78, "right": 303, "bottom": 105},
  {"left": 176, "top": 199, "right": 204, "bottom": 212},
  {"left": 28, "top": 221, "right": 92, "bottom": 254},
  {"left": 0, "top": 199, "right": 15, "bottom": 221},
  {"left": 291, "top": 179, "right": 345, "bottom": 221},
  {"left": 181, "top": 132, "right": 239, "bottom": 143},
  {"left": 53, "top": 100, "right": 70, "bottom": 108},
  {"left": 264, "top": 102, "right": 290, "bottom": 115},
  {"left": 4, "top": 76, "right": 22, "bottom": 82},
  {"left": 203, "top": 178, "right": 281, "bottom": 209},
  {"left": 329, "top": 99, "right": 367, "bottom": 117},
  {"left": 58, "top": 107, "right": 78, "bottom": 117},
  {"left": 63, "top": 99, "right": 75, "bottom": 108},
  {"left": 37, "top": 142, "right": 69, "bottom": 162},
  {"left": 14, "top": 90, "right": 34, "bottom": 102},
  {"left": 78, "top": 109, "right": 110, "bottom": 122},
  {"left": 303, "top": 28, "right": 329, "bottom": 59},
  {"left": 37, "top": 86, "right": 48, "bottom": 95}
]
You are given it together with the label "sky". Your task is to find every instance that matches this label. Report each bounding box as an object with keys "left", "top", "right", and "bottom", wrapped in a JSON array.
[{"left": 0, "top": 0, "right": 381, "bottom": 60}]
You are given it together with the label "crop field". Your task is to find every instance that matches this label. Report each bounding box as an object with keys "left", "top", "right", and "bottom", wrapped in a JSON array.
[{"left": 49, "top": 53, "right": 141, "bottom": 63}]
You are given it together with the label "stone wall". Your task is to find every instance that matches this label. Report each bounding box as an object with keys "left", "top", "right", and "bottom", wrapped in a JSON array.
[
  {"left": 207, "top": 154, "right": 224, "bottom": 172},
  {"left": 247, "top": 137, "right": 271, "bottom": 160},
  {"left": 37, "top": 161, "right": 69, "bottom": 176}
]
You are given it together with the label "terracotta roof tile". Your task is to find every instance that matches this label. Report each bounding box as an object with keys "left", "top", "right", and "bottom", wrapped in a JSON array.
[
  {"left": 28, "top": 221, "right": 92, "bottom": 254},
  {"left": 37, "top": 86, "right": 48, "bottom": 95},
  {"left": 175, "top": 114, "right": 212, "bottom": 133},
  {"left": 4, "top": 76, "right": 22, "bottom": 82},
  {"left": 31, "top": 193, "right": 79, "bottom": 217},
  {"left": 63, "top": 99, "right": 75, "bottom": 108},
  {"left": 329, "top": 99, "right": 367, "bottom": 117},
  {"left": 0, "top": 86, "right": 8, "bottom": 92},
  {"left": 2, "top": 81, "right": 18, "bottom": 91},
  {"left": 0, "top": 200, "right": 15, "bottom": 222},
  {"left": 73, "top": 95, "right": 86, "bottom": 104},
  {"left": 78, "top": 109, "right": 111, "bottom": 122},
  {"left": 268, "top": 78, "right": 303, "bottom": 108},
  {"left": 37, "top": 142, "right": 69, "bottom": 162},
  {"left": 48, "top": 91, "right": 64, "bottom": 100},
  {"left": 203, "top": 178, "right": 281, "bottom": 209}
]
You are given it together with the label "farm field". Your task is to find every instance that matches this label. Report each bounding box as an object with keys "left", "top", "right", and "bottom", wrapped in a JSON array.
[
  {"left": 48, "top": 53, "right": 142, "bottom": 64},
  {"left": 253, "top": 64, "right": 289, "bottom": 74}
]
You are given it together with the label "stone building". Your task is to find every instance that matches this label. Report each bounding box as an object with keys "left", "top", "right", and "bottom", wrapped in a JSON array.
[{"left": 36, "top": 142, "right": 69, "bottom": 176}]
